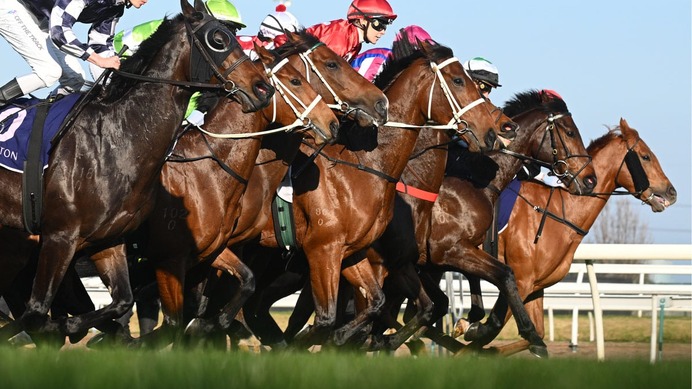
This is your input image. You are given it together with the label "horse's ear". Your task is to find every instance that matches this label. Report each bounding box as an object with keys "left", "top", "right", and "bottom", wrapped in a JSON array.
[
  {"left": 285, "top": 30, "right": 297, "bottom": 43},
  {"left": 181, "top": 0, "right": 194, "bottom": 16},
  {"left": 418, "top": 39, "right": 434, "bottom": 56},
  {"left": 254, "top": 43, "right": 274, "bottom": 65},
  {"left": 193, "top": 0, "right": 207, "bottom": 13},
  {"left": 619, "top": 118, "right": 630, "bottom": 131}
]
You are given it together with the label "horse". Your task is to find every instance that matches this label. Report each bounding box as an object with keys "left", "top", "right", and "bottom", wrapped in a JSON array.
[
  {"left": 245, "top": 37, "right": 519, "bottom": 349},
  {"left": 143, "top": 30, "right": 390, "bottom": 347},
  {"left": 451, "top": 118, "right": 676, "bottom": 356},
  {"left": 0, "top": 0, "right": 273, "bottom": 343},
  {"left": 359, "top": 90, "right": 597, "bottom": 355},
  {"left": 368, "top": 90, "right": 596, "bottom": 356},
  {"left": 133, "top": 43, "right": 340, "bottom": 347}
]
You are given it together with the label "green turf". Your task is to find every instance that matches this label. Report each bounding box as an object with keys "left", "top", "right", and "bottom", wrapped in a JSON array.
[{"left": 0, "top": 348, "right": 688, "bottom": 389}]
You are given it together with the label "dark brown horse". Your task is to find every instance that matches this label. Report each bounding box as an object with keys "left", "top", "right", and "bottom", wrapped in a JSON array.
[
  {"left": 451, "top": 118, "right": 676, "bottom": 356},
  {"left": 139, "top": 43, "right": 339, "bottom": 346},
  {"left": 0, "top": 0, "right": 272, "bottom": 341},
  {"left": 370, "top": 90, "right": 597, "bottom": 357},
  {"left": 249, "top": 38, "right": 518, "bottom": 348}
]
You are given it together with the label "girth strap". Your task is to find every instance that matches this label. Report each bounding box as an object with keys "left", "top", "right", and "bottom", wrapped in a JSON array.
[{"left": 23, "top": 102, "right": 50, "bottom": 234}]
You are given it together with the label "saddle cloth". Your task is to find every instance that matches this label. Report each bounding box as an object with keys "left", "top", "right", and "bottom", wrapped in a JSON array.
[{"left": 0, "top": 94, "right": 81, "bottom": 173}]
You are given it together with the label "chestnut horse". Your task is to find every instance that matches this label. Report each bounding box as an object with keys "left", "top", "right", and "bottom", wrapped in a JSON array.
[
  {"left": 150, "top": 30, "right": 390, "bottom": 345},
  {"left": 452, "top": 118, "right": 676, "bottom": 356},
  {"left": 363, "top": 90, "right": 597, "bottom": 356},
  {"left": 247, "top": 38, "right": 518, "bottom": 348},
  {"left": 138, "top": 43, "right": 339, "bottom": 346},
  {"left": 0, "top": 0, "right": 272, "bottom": 342}
]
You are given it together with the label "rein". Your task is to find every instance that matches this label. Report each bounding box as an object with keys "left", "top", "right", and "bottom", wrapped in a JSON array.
[{"left": 191, "top": 57, "right": 325, "bottom": 140}]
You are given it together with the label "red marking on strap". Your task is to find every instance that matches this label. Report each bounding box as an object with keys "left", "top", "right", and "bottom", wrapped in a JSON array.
[{"left": 396, "top": 181, "right": 438, "bottom": 202}]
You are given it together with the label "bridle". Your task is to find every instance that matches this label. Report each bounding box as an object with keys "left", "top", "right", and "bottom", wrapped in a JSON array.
[
  {"left": 501, "top": 111, "right": 592, "bottom": 189},
  {"left": 192, "top": 56, "right": 328, "bottom": 141},
  {"left": 112, "top": 14, "right": 250, "bottom": 97},
  {"left": 383, "top": 56, "right": 486, "bottom": 149}
]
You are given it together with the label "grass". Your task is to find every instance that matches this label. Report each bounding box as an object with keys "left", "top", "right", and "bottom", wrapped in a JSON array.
[{"left": 0, "top": 348, "right": 688, "bottom": 389}]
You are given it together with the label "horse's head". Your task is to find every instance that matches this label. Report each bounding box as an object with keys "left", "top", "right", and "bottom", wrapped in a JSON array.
[
  {"left": 614, "top": 118, "right": 676, "bottom": 212},
  {"left": 280, "top": 31, "right": 389, "bottom": 128},
  {"left": 505, "top": 90, "right": 597, "bottom": 195},
  {"left": 384, "top": 39, "right": 514, "bottom": 152},
  {"left": 181, "top": 0, "right": 274, "bottom": 112},
  {"left": 254, "top": 45, "right": 339, "bottom": 145}
]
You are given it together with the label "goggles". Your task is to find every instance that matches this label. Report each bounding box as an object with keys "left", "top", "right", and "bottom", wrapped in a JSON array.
[
  {"left": 477, "top": 81, "right": 494, "bottom": 94},
  {"left": 369, "top": 17, "right": 393, "bottom": 32}
]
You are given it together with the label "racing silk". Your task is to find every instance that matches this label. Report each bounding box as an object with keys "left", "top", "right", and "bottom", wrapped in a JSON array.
[
  {"left": 26, "top": 0, "right": 126, "bottom": 60},
  {"left": 350, "top": 47, "right": 391, "bottom": 82},
  {"left": 113, "top": 19, "right": 163, "bottom": 57},
  {"left": 274, "top": 19, "right": 362, "bottom": 61},
  {"left": 236, "top": 35, "right": 273, "bottom": 61}
]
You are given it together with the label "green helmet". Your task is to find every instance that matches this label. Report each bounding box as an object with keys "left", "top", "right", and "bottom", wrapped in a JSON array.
[{"left": 204, "top": 0, "right": 246, "bottom": 28}]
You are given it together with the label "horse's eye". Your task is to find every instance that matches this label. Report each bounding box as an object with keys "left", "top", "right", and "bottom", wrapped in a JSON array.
[
  {"left": 326, "top": 61, "right": 338, "bottom": 70},
  {"left": 206, "top": 29, "right": 232, "bottom": 52},
  {"left": 642, "top": 154, "right": 651, "bottom": 161},
  {"left": 290, "top": 78, "right": 301, "bottom": 86},
  {"left": 453, "top": 77, "right": 463, "bottom": 86},
  {"left": 566, "top": 130, "right": 575, "bottom": 137}
]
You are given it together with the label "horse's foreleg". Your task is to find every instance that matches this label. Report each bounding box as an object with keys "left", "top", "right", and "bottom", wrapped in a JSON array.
[
  {"left": 291, "top": 247, "right": 342, "bottom": 349},
  {"left": 20, "top": 235, "right": 78, "bottom": 337},
  {"left": 186, "top": 249, "right": 255, "bottom": 337},
  {"left": 333, "top": 257, "right": 384, "bottom": 346},
  {"left": 62, "top": 245, "right": 134, "bottom": 340}
]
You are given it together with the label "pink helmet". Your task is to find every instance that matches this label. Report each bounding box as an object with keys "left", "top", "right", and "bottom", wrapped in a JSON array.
[
  {"left": 347, "top": 0, "right": 397, "bottom": 22},
  {"left": 394, "top": 25, "right": 434, "bottom": 46}
]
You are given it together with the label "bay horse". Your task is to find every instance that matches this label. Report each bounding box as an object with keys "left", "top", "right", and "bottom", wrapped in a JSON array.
[
  {"left": 452, "top": 118, "right": 676, "bottom": 356},
  {"left": 143, "top": 30, "right": 390, "bottom": 346},
  {"left": 137, "top": 43, "right": 340, "bottom": 346},
  {"left": 0, "top": 0, "right": 273, "bottom": 342},
  {"left": 248, "top": 38, "right": 518, "bottom": 348},
  {"left": 361, "top": 90, "right": 597, "bottom": 355}
]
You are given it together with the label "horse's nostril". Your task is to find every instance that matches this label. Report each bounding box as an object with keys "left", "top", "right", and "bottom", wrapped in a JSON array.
[
  {"left": 668, "top": 186, "right": 677, "bottom": 198},
  {"left": 375, "top": 99, "right": 388, "bottom": 119}
]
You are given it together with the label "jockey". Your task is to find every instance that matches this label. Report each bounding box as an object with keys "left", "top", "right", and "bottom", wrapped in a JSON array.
[
  {"left": 113, "top": 0, "right": 245, "bottom": 126},
  {"left": 274, "top": 0, "right": 397, "bottom": 62},
  {"left": 350, "top": 25, "right": 434, "bottom": 82},
  {"left": 463, "top": 57, "right": 502, "bottom": 98},
  {"left": 0, "top": 0, "right": 146, "bottom": 105},
  {"left": 236, "top": 4, "right": 302, "bottom": 60},
  {"left": 23, "top": 0, "right": 147, "bottom": 96}
]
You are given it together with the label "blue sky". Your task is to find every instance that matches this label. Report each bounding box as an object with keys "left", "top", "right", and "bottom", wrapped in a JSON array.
[{"left": 2, "top": 0, "right": 690, "bottom": 244}]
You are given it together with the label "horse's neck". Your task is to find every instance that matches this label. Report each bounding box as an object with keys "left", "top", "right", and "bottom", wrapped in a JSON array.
[
  {"left": 557, "top": 142, "right": 621, "bottom": 230},
  {"left": 400, "top": 129, "right": 448, "bottom": 191},
  {"left": 485, "top": 122, "right": 535, "bottom": 201}
]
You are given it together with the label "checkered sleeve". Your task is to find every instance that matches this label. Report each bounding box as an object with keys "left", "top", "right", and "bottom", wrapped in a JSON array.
[
  {"left": 49, "top": 0, "right": 90, "bottom": 60},
  {"left": 87, "top": 15, "right": 119, "bottom": 57}
]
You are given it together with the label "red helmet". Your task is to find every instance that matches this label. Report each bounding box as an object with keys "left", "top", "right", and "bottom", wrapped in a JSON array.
[{"left": 347, "top": 0, "right": 398, "bottom": 22}]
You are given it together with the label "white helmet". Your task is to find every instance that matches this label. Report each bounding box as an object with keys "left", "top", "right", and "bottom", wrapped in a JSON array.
[{"left": 258, "top": 5, "right": 302, "bottom": 40}]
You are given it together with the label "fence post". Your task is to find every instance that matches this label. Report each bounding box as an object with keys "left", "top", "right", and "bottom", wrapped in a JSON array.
[{"left": 649, "top": 295, "right": 658, "bottom": 364}]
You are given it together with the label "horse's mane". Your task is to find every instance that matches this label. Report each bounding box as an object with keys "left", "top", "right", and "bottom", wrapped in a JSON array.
[
  {"left": 502, "top": 89, "right": 569, "bottom": 118},
  {"left": 587, "top": 126, "right": 623, "bottom": 154},
  {"left": 374, "top": 36, "right": 451, "bottom": 90},
  {"left": 273, "top": 29, "right": 322, "bottom": 58},
  {"left": 100, "top": 14, "right": 184, "bottom": 103}
]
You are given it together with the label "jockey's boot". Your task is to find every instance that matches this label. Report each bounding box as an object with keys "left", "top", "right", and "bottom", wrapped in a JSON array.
[{"left": 0, "top": 78, "right": 23, "bottom": 106}]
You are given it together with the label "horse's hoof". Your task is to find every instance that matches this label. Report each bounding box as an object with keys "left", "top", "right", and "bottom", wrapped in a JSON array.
[
  {"left": 184, "top": 318, "right": 215, "bottom": 337},
  {"left": 452, "top": 318, "right": 471, "bottom": 338},
  {"left": 86, "top": 332, "right": 109, "bottom": 349},
  {"left": 529, "top": 344, "right": 549, "bottom": 359},
  {"left": 68, "top": 329, "right": 89, "bottom": 344},
  {"left": 8, "top": 331, "right": 33, "bottom": 348},
  {"left": 462, "top": 321, "right": 481, "bottom": 342}
]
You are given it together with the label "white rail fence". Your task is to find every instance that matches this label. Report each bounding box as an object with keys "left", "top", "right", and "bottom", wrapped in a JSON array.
[
  {"left": 83, "top": 244, "right": 691, "bottom": 362},
  {"left": 442, "top": 244, "right": 692, "bottom": 362}
]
